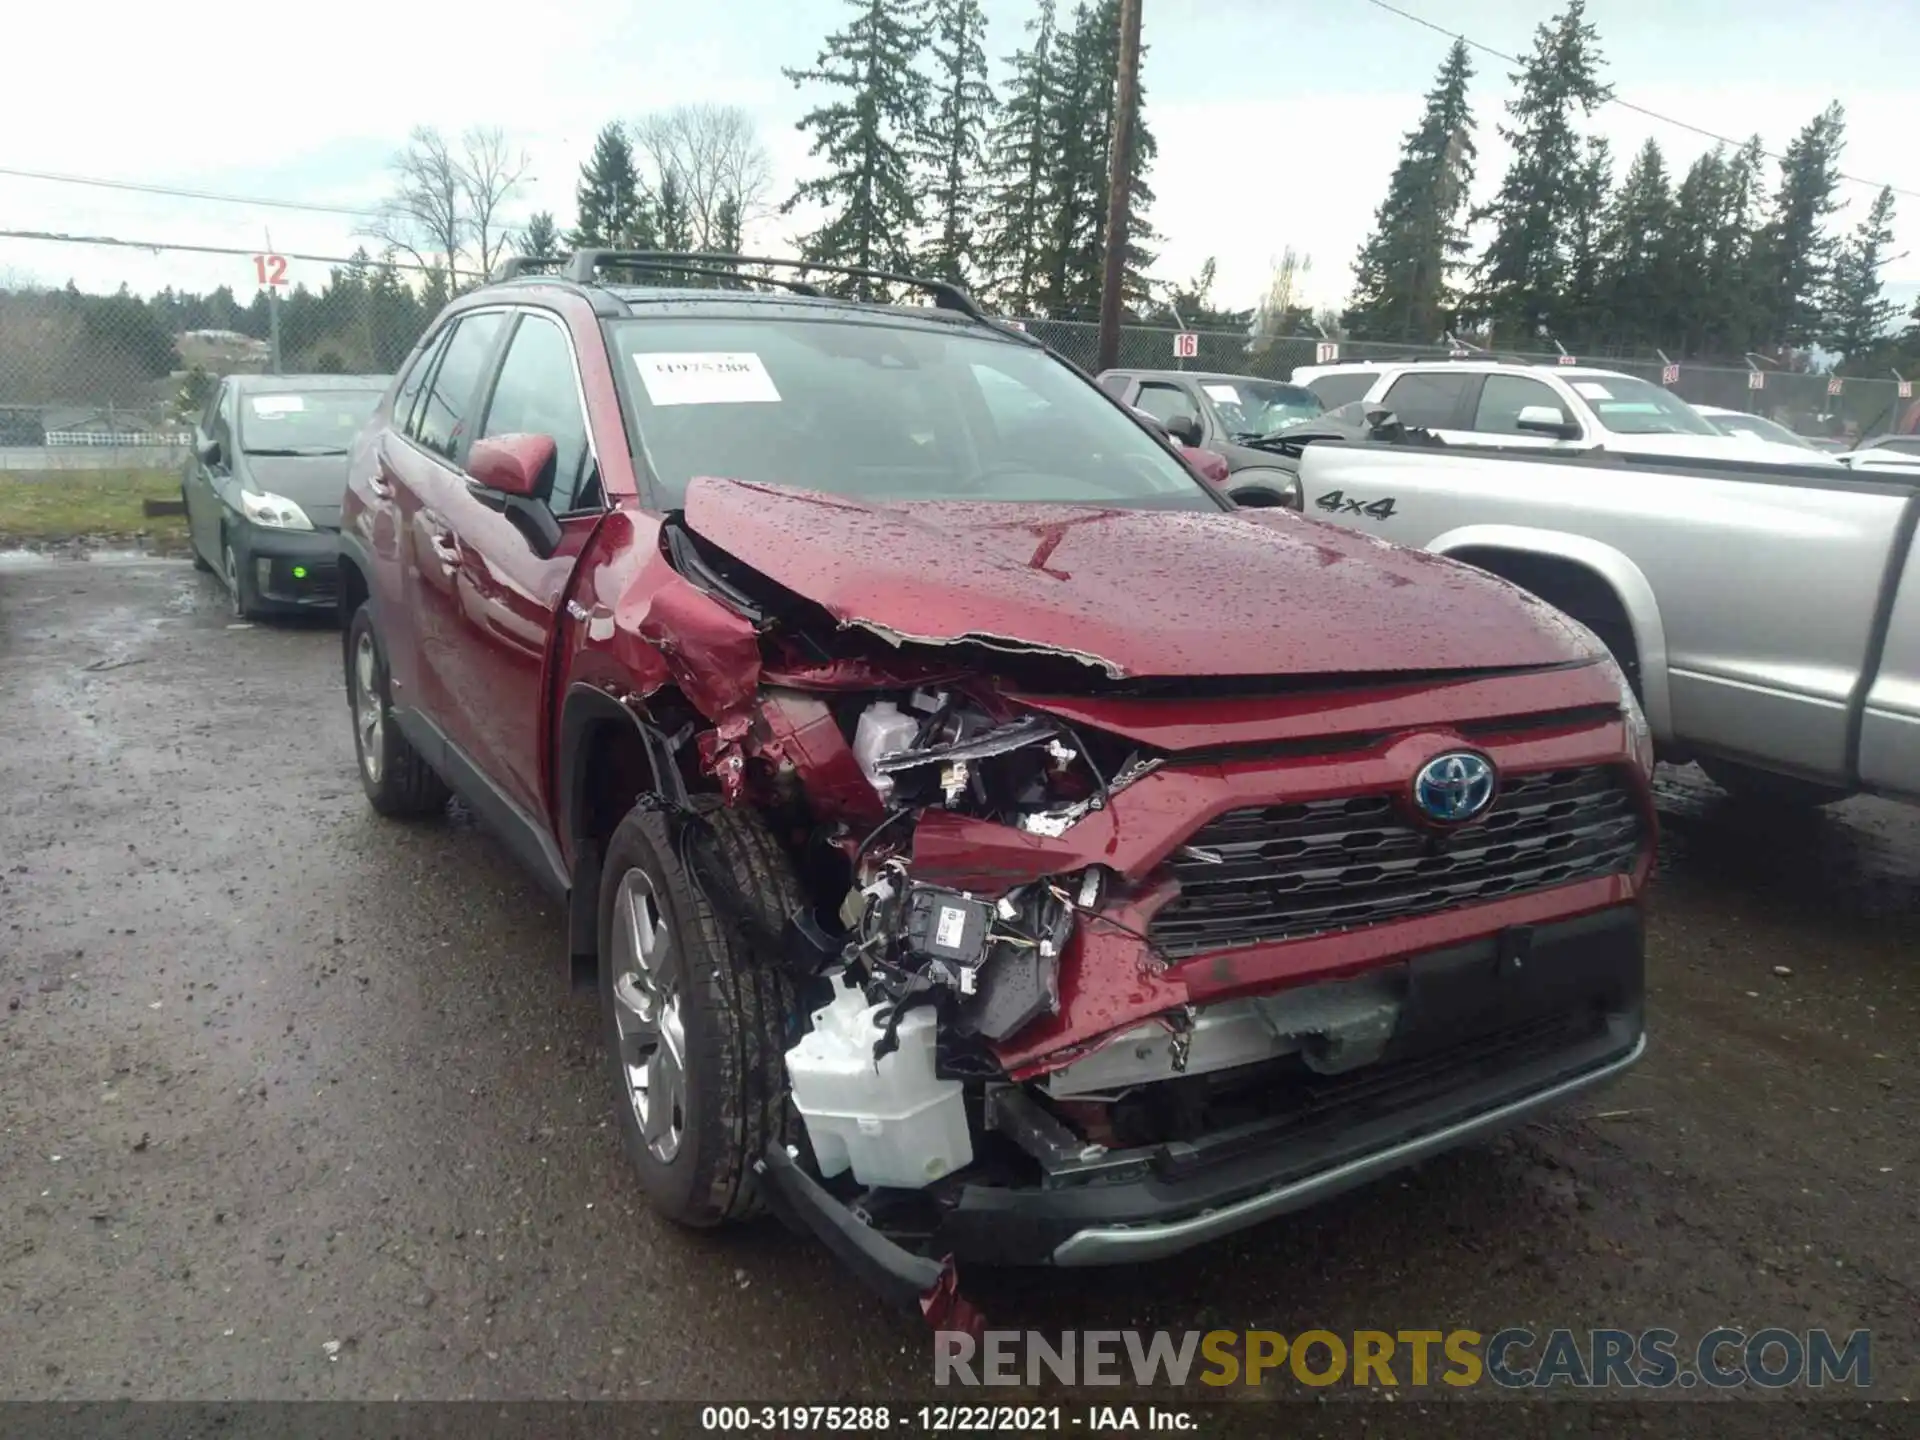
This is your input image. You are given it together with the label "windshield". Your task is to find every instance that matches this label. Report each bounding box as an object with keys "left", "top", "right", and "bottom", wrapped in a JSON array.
[
  {"left": 1197, "top": 378, "right": 1324, "bottom": 439},
  {"left": 1569, "top": 376, "right": 1720, "bottom": 436},
  {"left": 612, "top": 317, "right": 1217, "bottom": 511},
  {"left": 238, "top": 390, "right": 382, "bottom": 454},
  {"left": 1707, "top": 411, "right": 1814, "bottom": 448}
]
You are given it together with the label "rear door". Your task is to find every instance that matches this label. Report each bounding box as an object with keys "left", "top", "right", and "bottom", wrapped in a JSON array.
[
  {"left": 1375, "top": 370, "right": 1477, "bottom": 445},
  {"left": 184, "top": 381, "right": 233, "bottom": 565},
  {"left": 422, "top": 307, "right": 604, "bottom": 826},
  {"left": 386, "top": 309, "right": 509, "bottom": 736}
]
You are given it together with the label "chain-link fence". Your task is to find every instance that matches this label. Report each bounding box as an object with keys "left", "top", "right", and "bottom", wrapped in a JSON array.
[
  {"left": 3, "top": 254, "right": 1915, "bottom": 467},
  {"left": 1028, "top": 319, "right": 1920, "bottom": 445}
]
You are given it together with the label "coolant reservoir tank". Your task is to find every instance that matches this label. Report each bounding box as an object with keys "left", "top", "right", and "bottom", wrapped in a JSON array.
[
  {"left": 784, "top": 970, "right": 973, "bottom": 1189},
  {"left": 852, "top": 701, "right": 919, "bottom": 801}
]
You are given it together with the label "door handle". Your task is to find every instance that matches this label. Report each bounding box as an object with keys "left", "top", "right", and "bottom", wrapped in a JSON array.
[
  {"left": 429, "top": 530, "right": 462, "bottom": 568},
  {"left": 368, "top": 469, "right": 395, "bottom": 500}
]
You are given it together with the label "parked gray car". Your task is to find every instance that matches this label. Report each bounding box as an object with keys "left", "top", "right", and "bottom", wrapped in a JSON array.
[
  {"left": 1292, "top": 440, "right": 1920, "bottom": 809},
  {"left": 1096, "top": 369, "right": 1321, "bottom": 508},
  {"left": 183, "top": 373, "right": 388, "bottom": 618}
]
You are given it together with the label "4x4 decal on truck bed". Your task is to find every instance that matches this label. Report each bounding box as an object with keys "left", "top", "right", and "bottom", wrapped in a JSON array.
[{"left": 1314, "top": 489, "right": 1398, "bottom": 520}]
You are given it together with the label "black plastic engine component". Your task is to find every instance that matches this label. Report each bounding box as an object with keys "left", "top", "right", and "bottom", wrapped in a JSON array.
[{"left": 904, "top": 885, "right": 994, "bottom": 970}]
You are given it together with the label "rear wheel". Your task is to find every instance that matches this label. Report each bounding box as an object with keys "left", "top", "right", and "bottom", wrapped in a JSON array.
[
  {"left": 1697, "top": 757, "right": 1850, "bottom": 809},
  {"left": 345, "top": 602, "right": 449, "bottom": 819},
  {"left": 599, "top": 802, "right": 801, "bottom": 1227}
]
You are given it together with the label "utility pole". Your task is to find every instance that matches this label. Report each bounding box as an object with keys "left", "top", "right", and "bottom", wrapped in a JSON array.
[{"left": 1095, "top": 0, "right": 1143, "bottom": 374}]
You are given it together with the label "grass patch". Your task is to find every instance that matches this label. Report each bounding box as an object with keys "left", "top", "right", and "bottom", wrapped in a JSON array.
[{"left": 0, "top": 469, "right": 188, "bottom": 548}]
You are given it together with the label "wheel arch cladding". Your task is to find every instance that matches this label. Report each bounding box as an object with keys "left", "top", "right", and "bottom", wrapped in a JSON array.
[{"left": 1432, "top": 527, "right": 1673, "bottom": 742}]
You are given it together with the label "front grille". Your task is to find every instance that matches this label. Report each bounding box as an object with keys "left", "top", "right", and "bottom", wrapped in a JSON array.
[{"left": 1150, "top": 766, "right": 1643, "bottom": 957}]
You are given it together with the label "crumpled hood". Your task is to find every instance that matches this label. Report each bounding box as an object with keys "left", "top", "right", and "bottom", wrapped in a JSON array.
[
  {"left": 681, "top": 478, "right": 1602, "bottom": 678},
  {"left": 239, "top": 453, "right": 351, "bottom": 529}
]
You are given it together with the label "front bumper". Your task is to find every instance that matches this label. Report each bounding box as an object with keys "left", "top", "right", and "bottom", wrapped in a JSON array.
[
  {"left": 763, "top": 903, "right": 1643, "bottom": 1283},
  {"left": 233, "top": 524, "right": 340, "bottom": 610}
]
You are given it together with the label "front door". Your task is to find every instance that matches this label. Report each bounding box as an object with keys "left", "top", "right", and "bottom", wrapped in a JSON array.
[{"left": 419, "top": 308, "right": 602, "bottom": 823}]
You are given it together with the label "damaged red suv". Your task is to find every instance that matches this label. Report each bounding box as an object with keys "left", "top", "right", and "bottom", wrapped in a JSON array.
[{"left": 338, "top": 252, "right": 1652, "bottom": 1314}]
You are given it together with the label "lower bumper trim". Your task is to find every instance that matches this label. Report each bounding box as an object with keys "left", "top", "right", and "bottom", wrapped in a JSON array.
[{"left": 1049, "top": 1030, "right": 1645, "bottom": 1266}]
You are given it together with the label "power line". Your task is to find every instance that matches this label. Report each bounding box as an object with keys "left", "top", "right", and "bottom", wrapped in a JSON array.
[
  {"left": 0, "top": 164, "right": 383, "bottom": 218},
  {"left": 0, "top": 228, "right": 480, "bottom": 279},
  {"left": 1362, "top": 0, "right": 1920, "bottom": 202}
]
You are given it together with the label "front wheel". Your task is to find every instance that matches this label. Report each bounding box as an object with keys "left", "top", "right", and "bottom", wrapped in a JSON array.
[
  {"left": 1697, "top": 757, "right": 1850, "bottom": 809},
  {"left": 223, "top": 541, "right": 256, "bottom": 620},
  {"left": 345, "top": 602, "right": 449, "bottom": 819},
  {"left": 599, "top": 803, "right": 802, "bottom": 1227}
]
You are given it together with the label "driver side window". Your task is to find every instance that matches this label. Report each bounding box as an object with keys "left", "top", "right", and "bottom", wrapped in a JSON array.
[{"left": 1472, "top": 375, "right": 1575, "bottom": 436}]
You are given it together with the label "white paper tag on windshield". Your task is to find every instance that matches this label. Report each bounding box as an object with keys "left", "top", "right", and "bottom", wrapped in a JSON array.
[
  {"left": 633, "top": 352, "right": 781, "bottom": 406},
  {"left": 1202, "top": 384, "right": 1240, "bottom": 404},
  {"left": 250, "top": 395, "right": 305, "bottom": 414},
  {"left": 1572, "top": 382, "right": 1613, "bottom": 400}
]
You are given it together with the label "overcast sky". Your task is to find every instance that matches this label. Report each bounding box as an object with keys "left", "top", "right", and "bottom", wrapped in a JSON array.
[{"left": 3, "top": 0, "right": 1916, "bottom": 329}]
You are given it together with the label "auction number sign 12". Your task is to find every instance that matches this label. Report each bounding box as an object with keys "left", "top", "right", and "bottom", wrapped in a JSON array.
[{"left": 253, "top": 253, "right": 289, "bottom": 286}]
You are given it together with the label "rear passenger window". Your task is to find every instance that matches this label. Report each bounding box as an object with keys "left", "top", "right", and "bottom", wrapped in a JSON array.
[
  {"left": 393, "top": 330, "right": 449, "bottom": 441},
  {"left": 1304, "top": 371, "right": 1379, "bottom": 409},
  {"left": 1380, "top": 372, "right": 1473, "bottom": 429},
  {"left": 415, "top": 313, "right": 505, "bottom": 461},
  {"left": 480, "top": 314, "right": 599, "bottom": 514}
]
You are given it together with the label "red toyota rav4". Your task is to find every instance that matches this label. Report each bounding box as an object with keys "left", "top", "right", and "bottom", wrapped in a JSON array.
[{"left": 338, "top": 252, "right": 1652, "bottom": 1313}]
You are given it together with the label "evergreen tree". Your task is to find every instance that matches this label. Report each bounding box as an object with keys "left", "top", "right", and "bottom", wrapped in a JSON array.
[
  {"left": 1467, "top": 0, "right": 1611, "bottom": 341},
  {"left": 713, "top": 194, "right": 744, "bottom": 255},
  {"left": 1167, "top": 257, "right": 1253, "bottom": 330},
  {"left": 978, "top": 0, "right": 1060, "bottom": 312},
  {"left": 1595, "top": 139, "right": 1676, "bottom": 348},
  {"left": 1708, "top": 137, "right": 1769, "bottom": 353},
  {"left": 1664, "top": 149, "right": 1727, "bottom": 352},
  {"left": 916, "top": 0, "right": 996, "bottom": 286},
  {"left": 656, "top": 170, "right": 693, "bottom": 253},
  {"left": 1344, "top": 39, "right": 1476, "bottom": 341},
  {"left": 521, "top": 211, "right": 560, "bottom": 258},
  {"left": 1560, "top": 137, "right": 1613, "bottom": 344},
  {"left": 782, "top": 0, "right": 931, "bottom": 295},
  {"left": 571, "top": 124, "right": 645, "bottom": 248},
  {"left": 1823, "top": 185, "right": 1899, "bottom": 361},
  {"left": 1753, "top": 102, "right": 1846, "bottom": 347},
  {"left": 1035, "top": 0, "right": 1157, "bottom": 317}
]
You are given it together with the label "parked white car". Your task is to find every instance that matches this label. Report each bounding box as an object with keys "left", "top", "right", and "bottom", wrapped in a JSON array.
[
  {"left": 1693, "top": 404, "right": 1830, "bottom": 455},
  {"left": 1291, "top": 359, "right": 1833, "bottom": 466},
  {"left": 1839, "top": 435, "right": 1920, "bottom": 473}
]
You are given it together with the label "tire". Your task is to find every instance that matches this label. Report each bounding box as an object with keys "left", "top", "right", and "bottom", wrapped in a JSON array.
[
  {"left": 345, "top": 601, "right": 450, "bottom": 819},
  {"left": 1697, "top": 757, "right": 1850, "bottom": 809},
  {"left": 599, "top": 802, "right": 801, "bottom": 1227},
  {"left": 223, "top": 540, "right": 256, "bottom": 620}
]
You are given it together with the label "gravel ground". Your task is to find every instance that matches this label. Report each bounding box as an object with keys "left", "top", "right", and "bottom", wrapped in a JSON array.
[{"left": 1, "top": 555, "right": 1913, "bottom": 1415}]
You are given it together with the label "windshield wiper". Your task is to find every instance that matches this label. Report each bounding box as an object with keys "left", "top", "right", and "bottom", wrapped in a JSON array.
[{"left": 244, "top": 446, "right": 349, "bottom": 457}]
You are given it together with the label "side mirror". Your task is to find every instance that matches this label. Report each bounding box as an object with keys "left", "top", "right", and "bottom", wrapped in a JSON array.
[
  {"left": 467, "top": 433, "right": 561, "bottom": 556},
  {"left": 1179, "top": 445, "right": 1230, "bottom": 485},
  {"left": 1515, "top": 405, "right": 1581, "bottom": 440},
  {"left": 197, "top": 438, "right": 222, "bottom": 467},
  {"left": 468, "top": 433, "right": 555, "bottom": 498},
  {"left": 1165, "top": 414, "right": 1204, "bottom": 448}
]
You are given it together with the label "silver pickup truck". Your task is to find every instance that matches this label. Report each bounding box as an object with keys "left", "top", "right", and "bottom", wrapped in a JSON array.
[{"left": 1294, "top": 442, "right": 1920, "bottom": 808}]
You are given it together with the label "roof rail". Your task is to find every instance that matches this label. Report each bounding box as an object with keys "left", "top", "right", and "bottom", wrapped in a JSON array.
[
  {"left": 490, "top": 253, "right": 565, "bottom": 282},
  {"left": 563, "top": 250, "right": 993, "bottom": 323}
]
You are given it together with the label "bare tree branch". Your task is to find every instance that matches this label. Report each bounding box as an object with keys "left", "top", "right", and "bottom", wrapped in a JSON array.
[
  {"left": 459, "top": 126, "right": 533, "bottom": 280},
  {"left": 362, "top": 125, "right": 531, "bottom": 288},
  {"left": 629, "top": 105, "right": 772, "bottom": 251}
]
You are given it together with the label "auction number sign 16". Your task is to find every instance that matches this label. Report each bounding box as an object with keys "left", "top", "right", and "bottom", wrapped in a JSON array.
[{"left": 253, "top": 253, "right": 289, "bottom": 287}]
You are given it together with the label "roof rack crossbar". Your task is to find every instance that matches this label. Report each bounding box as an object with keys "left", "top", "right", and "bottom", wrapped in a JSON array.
[
  {"left": 583, "top": 256, "right": 828, "bottom": 298},
  {"left": 564, "top": 250, "right": 992, "bottom": 322}
]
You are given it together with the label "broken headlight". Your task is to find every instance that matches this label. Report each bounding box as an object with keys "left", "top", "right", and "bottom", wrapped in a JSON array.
[{"left": 851, "top": 691, "right": 1099, "bottom": 824}]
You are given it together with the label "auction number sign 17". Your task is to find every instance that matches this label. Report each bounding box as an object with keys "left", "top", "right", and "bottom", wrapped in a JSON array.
[{"left": 253, "top": 253, "right": 289, "bottom": 287}]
